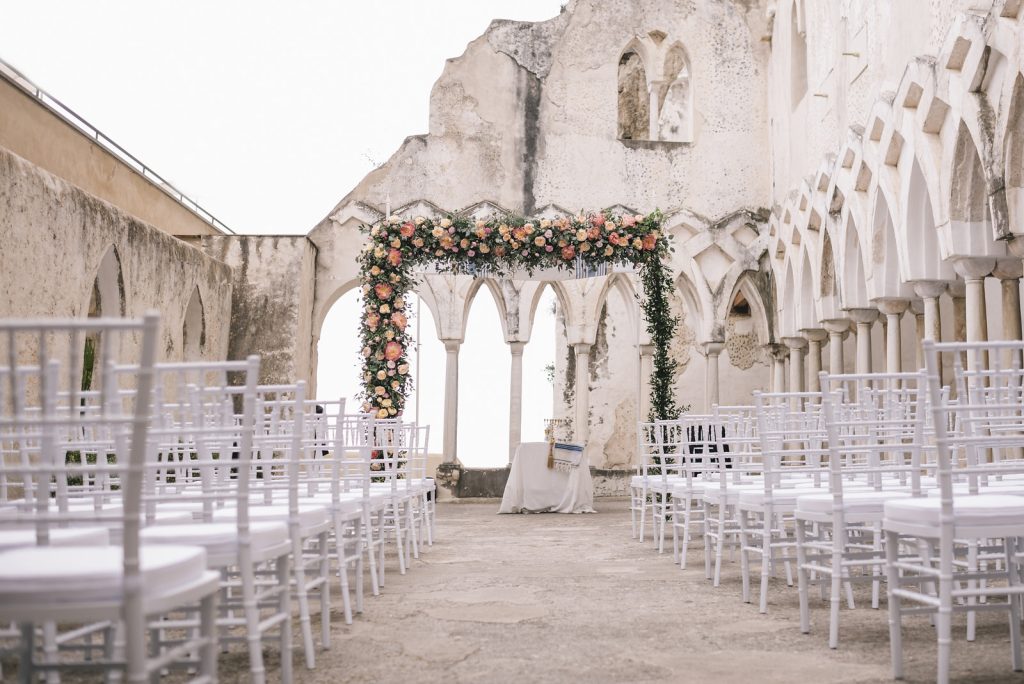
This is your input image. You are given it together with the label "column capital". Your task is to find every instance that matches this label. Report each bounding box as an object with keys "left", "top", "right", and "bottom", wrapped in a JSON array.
[
  {"left": 952, "top": 256, "right": 996, "bottom": 281},
  {"left": 800, "top": 328, "right": 829, "bottom": 343},
  {"left": 873, "top": 297, "right": 910, "bottom": 317},
  {"left": 781, "top": 336, "right": 808, "bottom": 350},
  {"left": 702, "top": 341, "right": 725, "bottom": 356},
  {"left": 912, "top": 280, "right": 948, "bottom": 300},
  {"left": 443, "top": 339, "right": 462, "bottom": 353},
  {"left": 947, "top": 280, "right": 967, "bottom": 298},
  {"left": 846, "top": 308, "right": 879, "bottom": 325},
  {"left": 638, "top": 343, "right": 656, "bottom": 356},
  {"left": 764, "top": 343, "right": 789, "bottom": 361},
  {"left": 573, "top": 342, "right": 592, "bottom": 355},
  {"left": 993, "top": 258, "right": 1024, "bottom": 281},
  {"left": 822, "top": 318, "right": 852, "bottom": 335},
  {"left": 1007, "top": 236, "right": 1024, "bottom": 259},
  {"left": 508, "top": 341, "right": 526, "bottom": 355},
  {"left": 909, "top": 299, "right": 925, "bottom": 316}
]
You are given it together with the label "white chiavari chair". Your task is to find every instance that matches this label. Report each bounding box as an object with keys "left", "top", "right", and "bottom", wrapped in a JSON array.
[
  {"left": 0, "top": 313, "right": 220, "bottom": 683},
  {"left": 668, "top": 413, "right": 716, "bottom": 568},
  {"left": 138, "top": 358, "right": 295, "bottom": 684},
  {"left": 884, "top": 340, "right": 1024, "bottom": 683},
  {"left": 793, "top": 371, "right": 925, "bottom": 649},
  {"left": 738, "top": 390, "right": 828, "bottom": 612}
]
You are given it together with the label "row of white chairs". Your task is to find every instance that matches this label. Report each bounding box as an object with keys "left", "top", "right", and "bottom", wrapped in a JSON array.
[
  {"left": 0, "top": 313, "right": 436, "bottom": 682},
  {"left": 630, "top": 339, "right": 1024, "bottom": 683}
]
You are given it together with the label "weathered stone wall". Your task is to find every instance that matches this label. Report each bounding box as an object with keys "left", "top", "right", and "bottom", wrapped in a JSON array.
[
  {"left": 0, "top": 145, "right": 233, "bottom": 364},
  {"left": 323, "top": 0, "right": 772, "bottom": 222},
  {"left": 200, "top": 235, "right": 317, "bottom": 386}
]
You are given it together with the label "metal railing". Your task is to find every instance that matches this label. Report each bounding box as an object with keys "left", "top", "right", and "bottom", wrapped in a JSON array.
[{"left": 0, "top": 56, "right": 234, "bottom": 235}]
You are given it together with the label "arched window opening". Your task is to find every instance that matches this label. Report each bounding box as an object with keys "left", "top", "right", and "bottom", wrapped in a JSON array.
[
  {"left": 83, "top": 247, "right": 125, "bottom": 391},
  {"left": 1005, "top": 75, "right": 1024, "bottom": 229},
  {"left": 656, "top": 44, "right": 693, "bottom": 142},
  {"left": 182, "top": 287, "right": 206, "bottom": 361},
  {"left": 618, "top": 50, "right": 650, "bottom": 140},
  {"left": 730, "top": 291, "right": 752, "bottom": 318},
  {"left": 790, "top": 2, "right": 808, "bottom": 109}
]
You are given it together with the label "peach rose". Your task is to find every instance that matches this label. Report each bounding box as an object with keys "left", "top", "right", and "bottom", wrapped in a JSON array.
[
  {"left": 400, "top": 222, "right": 415, "bottom": 238},
  {"left": 374, "top": 283, "right": 393, "bottom": 300}
]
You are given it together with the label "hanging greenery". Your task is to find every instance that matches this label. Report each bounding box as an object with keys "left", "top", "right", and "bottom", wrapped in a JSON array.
[{"left": 357, "top": 210, "right": 679, "bottom": 423}]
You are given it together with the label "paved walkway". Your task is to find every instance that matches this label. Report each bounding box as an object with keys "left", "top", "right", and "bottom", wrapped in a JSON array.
[{"left": 280, "top": 499, "right": 1017, "bottom": 684}]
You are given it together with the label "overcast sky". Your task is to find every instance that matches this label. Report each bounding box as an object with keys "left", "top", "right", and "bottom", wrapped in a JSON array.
[
  {"left": 0, "top": 0, "right": 566, "bottom": 465},
  {"left": 0, "top": 0, "right": 564, "bottom": 234}
]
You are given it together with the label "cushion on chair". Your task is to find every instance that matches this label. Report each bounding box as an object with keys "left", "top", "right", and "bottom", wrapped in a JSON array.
[
  {"left": 884, "top": 494, "right": 1024, "bottom": 529},
  {"left": 0, "top": 544, "right": 208, "bottom": 608},
  {"left": 0, "top": 526, "right": 110, "bottom": 551},
  {"left": 141, "top": 521, "right": 288, "bottom": 558},
  {"left": 212, "top": 503, "right": 330, "bottom": 531},
  {"left": 796, "top": 490, "right": 912, "bottom": 517}
]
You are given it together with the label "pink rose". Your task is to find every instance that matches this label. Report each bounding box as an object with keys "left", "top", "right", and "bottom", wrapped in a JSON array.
[
  {"left": 400, "top": 222, "right": 415, "bottom": 238},
  {"left": 387, "top": 249, "right": 402, "bottom": 266},
  {"left": 622, "top": 214, "right": 636, "bottom": 227},
  {"left": 591, "top": 214, "right": 606, "bottom": 228},
  {"left": 384, "top": 341, "right": 403, "bottom": 361},
  {"left": 374, "top": 283, "right": 393, "bottom": 300}
]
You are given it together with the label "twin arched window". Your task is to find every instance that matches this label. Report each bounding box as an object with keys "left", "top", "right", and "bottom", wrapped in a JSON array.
[{"left": 617, "top": 34, "right": 693, "bottom": 143}]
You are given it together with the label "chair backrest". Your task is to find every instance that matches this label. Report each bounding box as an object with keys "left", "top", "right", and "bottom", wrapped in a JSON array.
[
  {"left": 820, "top": 370, "right": 929, "bottom": 500},
  {"left": 752, "top": 391, "right": 827, "bottom": 492},
  {"left": 925, "top": 340, "right": 1024, "bottom": 501},
  {"left": 0, "top": 313, "right": 160, "bottom": 590}
]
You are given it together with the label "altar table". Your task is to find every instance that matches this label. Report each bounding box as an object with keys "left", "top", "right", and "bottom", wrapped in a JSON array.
[{"left": 498, "top": 442, "right": 596, "bottom": 514}]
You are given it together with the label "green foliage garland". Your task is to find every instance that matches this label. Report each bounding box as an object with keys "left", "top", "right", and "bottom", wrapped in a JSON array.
[{"left": 357, "top": 210, "right": 678, "bottom": 422}]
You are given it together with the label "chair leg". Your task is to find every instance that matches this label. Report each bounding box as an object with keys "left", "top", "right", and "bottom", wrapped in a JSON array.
[
  {"left": 630, "top": 487, "right": 639, "bottom": 539},
  {"left": 713, "top": 505, "right": 726, "bottom": 587},
  {"left": 292, "top": 535, "right": 316, "bottom": 670},
  {"left": 319, "top": 530, "right": 331, "bottom": 648},
  {"left": 885, "top": 529, "right": 904, "bottom": 680},
  {"left": 18, "top": 623, "right": 34, "bottom": 684},
  {"left": 680, "top": 497, "right": 692, "bottom": 571},
  {"left": 937, "top": 571, "right": 953, "bottom": 684},
  {"left": 334, "top": 516, "right": 354, "bottom": 625},
  {"left": 639, "top": 488, "right": 648, "bottom": 543},
  {"left": 1005, "top": 537, "right": 1022, "bottom": 672},
  {"left": 966, "top": 540, "right": 978, "bottom": 642},
  {"left": 703, "top": 501, "right": 713, "bottom": 581},
  {"left": 830, "top": 551, "right": 842, "bottom": 649},
  {"left": 760, "top": 514, "right": 771, "bottom": 614},
  {"left": 199, "top": 592, "right": 218, "bottom": 682},
  {"left": 365, "top": 509, "right": 380, "bottom": 596},
  {"left": 277, "top": 555, "right": 294, "bottom": 684},
  {"left": 738, "top": 508, "right": 751, "bottom": 604},
  {"left": 795, "top": 520, "right": 810, "bottom": 635}
]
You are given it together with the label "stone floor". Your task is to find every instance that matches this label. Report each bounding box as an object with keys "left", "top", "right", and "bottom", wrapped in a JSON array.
[{"left": 243, "top": 498, "right": 1021, "bottom": 684}]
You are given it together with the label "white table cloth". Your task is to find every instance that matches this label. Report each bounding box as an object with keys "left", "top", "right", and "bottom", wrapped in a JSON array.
[{"left": 499, "top": 442, "right": 596, "bottom": 514}]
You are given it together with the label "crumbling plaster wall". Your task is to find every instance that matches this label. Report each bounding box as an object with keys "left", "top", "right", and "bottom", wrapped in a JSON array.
[
  {"left": 200, "top": 235, "right": 317, "bottom": 386},
  {"left": 0, "top": 146, "right": 233, "bottom": 364},
  {"left": 324, "top": 0, "right": 772, "bottom": 221}
]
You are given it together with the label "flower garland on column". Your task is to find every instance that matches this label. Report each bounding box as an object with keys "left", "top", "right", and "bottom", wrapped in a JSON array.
[{"left": 357, "top": 210, "right": 679, "bottom": 421}]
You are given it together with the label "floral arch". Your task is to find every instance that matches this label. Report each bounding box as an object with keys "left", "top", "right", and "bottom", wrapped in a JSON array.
[{"left": 358, "top": 210, "right": 679, "bottom": 425}]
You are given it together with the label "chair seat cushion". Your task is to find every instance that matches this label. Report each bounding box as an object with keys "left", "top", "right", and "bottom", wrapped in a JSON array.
[
  {"left": 797, "top": 490, "right": 912, "bottom": 517},
  {"left": 0, "top": 526, "right": 110, "bottom": 551},
  {"left": 703, "top": 484, "right": 767, "bottom": 504},
  {"left": 885, "top": 494, "right": 1024, "bottom": 529},
  {"left": 739, "top": 489, "right": 808, "bottom": 507},
  {"left": 671, "top": 481, "right": 712, "bottom": 496},
  {"left": 631, "top": 475, "right": 688, "bottom": 492},
  {"left": 141, "top": 521, "right": 288, "bottom": 558},
  {"left": 212, "top": 504, "right": 330, "bottom": 531},
  {"left": 0, "top": 544, "right": 207, "bottom": 607}
]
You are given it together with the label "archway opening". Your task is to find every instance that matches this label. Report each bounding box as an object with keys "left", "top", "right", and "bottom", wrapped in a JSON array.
[
  {"left": 83, "top": 246, "right": 125, "bottom": 391},
  {"left": 457, "top": 284, "right": 510, "bottom": 468},
  {"left": 182, "top": 287, "right": 205, "bottom": 361},
  {"left": 521, "top": 285, "right": 557, "bottom": 443}
]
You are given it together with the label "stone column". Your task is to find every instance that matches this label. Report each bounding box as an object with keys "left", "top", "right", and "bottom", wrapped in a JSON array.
[
  {"left": 847, "top": 308, "right": 879, "bottom": 374},
  {"left": 875, "top": 299, "right": 909, "bottom": 373},
  {"left": 507, "top": 341, "right": 525, "bottom": 464},
  {"left": 648, "top": 82, "right": 662, "bottom": 140},
  {"left": 442, "top": 340, "right": 461, "bottom": 464},
  {"left": 638, "top": 344, "right": 655, "bottom": 422},
  {"left": 910, "top": 299, "right": 925, "bottom": 372},
  {"left": 574, "top": 343, "right": 592, "bottom": 443},
  {"left": 913, "top": 281, "right": 946, "bottom": 343},
  {"left": 766, "top": 344, "right": 787, "bottom": 392},
  {"left": 995, "top": 260, "right": 1024, "bottom": 368},
  {"left": 823, "top": 319, "right": 850, "bottom": 375},
  {"left": 802, "top": 329, "right": 828, "bottom": 392},
  {"left": 953, "top": 258, "right": 996, "bottom": 370},
  {"left": 782, "top": 336, "right": 808, "bottom": 393},
  {"left": 703, "top": 341, "right": 725, "bottom": 409}
]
